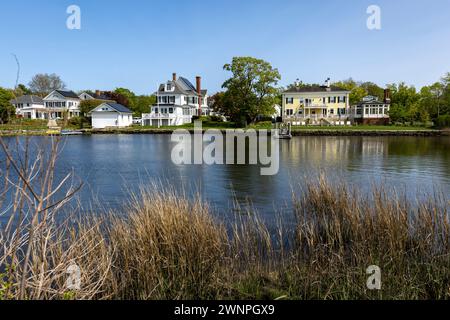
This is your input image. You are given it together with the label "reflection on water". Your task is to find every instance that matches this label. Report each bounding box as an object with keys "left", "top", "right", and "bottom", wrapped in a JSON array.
[{"left": 1, "top": 135, "right": 449, "bottom": 223}]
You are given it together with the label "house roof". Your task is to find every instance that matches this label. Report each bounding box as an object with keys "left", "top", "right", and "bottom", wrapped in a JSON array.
[
  {"left": 157, "top": 76, "right": 207, "bottom": 97},
  {"left": 80, "top": 91, "right": 115, "bottom": 101},
  {"left": 284, "top": 85, "right": 349, "bottom": 93},
  {"left": 357, "top": 98, "right": 386, "bottom": 105},
  {"left": 103, "top": 103, "right": 132, "bottom": 113},
  {"left": 10, "top": 95, "right": 44, "bottom": 105},
  {"left": 54, "top": 90, "right": 80, "bottom": 99}
]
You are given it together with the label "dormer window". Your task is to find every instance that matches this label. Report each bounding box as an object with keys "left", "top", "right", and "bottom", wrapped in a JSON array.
[{"left": 165, "top": 83, "right": 174, "bottom": 92}]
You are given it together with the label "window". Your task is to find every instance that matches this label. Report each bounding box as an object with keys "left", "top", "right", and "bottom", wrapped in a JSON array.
[
  {"left": 329, "top": 109, "right": 334, "bottom": 115},
  {"left": 154, "top": 108, "right": 159, "bottom": 113},
  {"left": 169, "top": 108, "right": 174, "bottom": 114},
  {"left": 169, "top": 96, "right": 175, "bottom": 104},
  {"left": 286, "top": 97, "right": 294, "bottom": 104},
  {"left": 286, "top": 109, "right": 294, "bottom": 116}
]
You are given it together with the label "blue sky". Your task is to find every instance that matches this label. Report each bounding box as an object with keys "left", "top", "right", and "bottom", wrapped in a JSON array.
[{"left": 0, "top": 0, "right": 449, "bottom": 94}]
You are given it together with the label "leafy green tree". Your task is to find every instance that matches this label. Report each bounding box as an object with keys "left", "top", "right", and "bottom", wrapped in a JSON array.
[
  {"left": 387, "top": 83, "right": 421, "bottom": 123},
  {"left": 114, "top": 88, "right": 135, "bottom": 109},
  {"left": 0, "top": 87, "right": 15, "bottom": 123},
  {"left": 439, "top": 73, "right": 450, "bottom": 116},
  {"left": 333, "top": 79, "right": 367, "bottom": 105},
  {"left": 361, "top": 82, "right": 385, "bottom": 100},
  {"left": 15, "top": 84, "right": 32, "bottom": 96},
  {"left": 80, "top": 99, "right": 104, "bottom": 115},
  {"left": 134, "top": 95, "right": 156, "bottom": 116},
  {"left": 221, "top": 57, "right": 281, "bottom": 125}
]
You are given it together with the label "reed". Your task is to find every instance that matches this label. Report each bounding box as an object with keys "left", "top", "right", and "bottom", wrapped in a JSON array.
[{"left": 1, "top": 138, "right": 449, "bottom": 300}]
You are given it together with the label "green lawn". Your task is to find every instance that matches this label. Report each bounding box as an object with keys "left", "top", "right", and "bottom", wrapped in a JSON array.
[
  {"left": 0, "top": 119, "right": 80, "bottom": 131},
  {"left": 136, "top": 121, "right": 237, "bottom": 130},
  {"left": 137, "top": 122, "right": 435, "bottom": 131},
  {"left": 0, "top": 119, "right": 437, "bottom": 134},
  {"left": 291, "top": 125, "right": 435, "bottom": 131}
]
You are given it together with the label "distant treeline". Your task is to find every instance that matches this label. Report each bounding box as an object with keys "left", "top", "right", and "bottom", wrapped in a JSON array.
[
  {"left": 1, "top": 69, "right": 450, "bottom": 127},
  {"left": 333, "top": 74, "right": 450, "bottom": 125}
]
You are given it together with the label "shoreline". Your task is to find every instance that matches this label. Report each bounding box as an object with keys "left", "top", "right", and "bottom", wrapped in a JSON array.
[{"left": 0, "top": 128, "right": 447, "bottom": 137}]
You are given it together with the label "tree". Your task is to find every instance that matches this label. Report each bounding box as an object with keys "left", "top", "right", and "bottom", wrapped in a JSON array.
[
  {"left": 210, "top": 91, "right": 229, "bottom": 116},
  {"left": 15, "top": 84, "right": 32, "bottom": 96},
  {"left": 387, "top": 83, "right": 421, "bottom": 123},
  {"left": 221, "top": 57, "right": 281, "bottom": 125},
  {"left": 79, "top": 99, "right": 104, "bottom": 115},
  {"left": 361, "top": 82, "right": 385, "bottom": 100},
  {"left": 28, "top": 73, "right": 66, "bottom": 95},
  {"left": 113, "top": 88, "right": 155, "bottom": 116},
  {"left": 134, "top": 95, "right": 156, "bottom": 116},
  {"left": 333, "top": 79, "right": 367, "bottom": 105},
  {"left": 0, "top": 87, "right": 15, "bottom": 123}
]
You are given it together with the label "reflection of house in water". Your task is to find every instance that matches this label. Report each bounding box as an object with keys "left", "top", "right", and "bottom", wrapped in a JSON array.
[
  {"left": 282, "top": 137, "right": 355, "bottom": 164},
  {"left": 361, "top": 138, "right": 389, "bottom": 157}
]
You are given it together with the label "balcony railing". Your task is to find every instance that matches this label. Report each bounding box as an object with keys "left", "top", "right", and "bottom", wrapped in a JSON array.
[
  {"left": 285, "top": 114, "right": 349, "bottom": 120},
  {"left": 303, "top": 104, "right": 327, "bottom": 108}
]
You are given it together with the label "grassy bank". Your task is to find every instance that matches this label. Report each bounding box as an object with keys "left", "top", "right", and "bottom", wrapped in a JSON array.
[
  {"left": 1, "top": 119, "right": 443, "bottom": 137},
  {"left": 1, "top": 177, "right": 449, "bottom": 300},
  {"left": 0, "top": 119, "right": 81, "bottom": 136}
]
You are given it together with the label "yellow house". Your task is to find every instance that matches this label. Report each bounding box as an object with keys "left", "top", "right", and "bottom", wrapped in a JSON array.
[{"left": 282, "top": 80, "right": 350, "bottom": 124}]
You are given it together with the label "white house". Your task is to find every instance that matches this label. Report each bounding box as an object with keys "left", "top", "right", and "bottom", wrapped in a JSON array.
[
  {"left": 273, "top": 104, "right": 281, "bottom": 119},
  {"left": 10, "top": 95, "right": 46, "bottom": 119},
  {"left": 142, "top": 73, "right": 209, "bottom": 127},
  {"left": 350, "top": 90, "right": 391, "bottom": 125},
  {"left": 90, "top": 102, "right": 133, "bottom": 129},
  {"left": 43, "top": 90, "right": 81, "bottom": 119}
]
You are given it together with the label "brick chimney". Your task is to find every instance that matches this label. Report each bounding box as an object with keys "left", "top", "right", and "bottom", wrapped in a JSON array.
[
  {"left": 196, "top": 76, "right": 202, "bottom": 116},
  {"left": 95, "top": 90, "right": 101, "bottom": 98},
  {"left": 172, "top": 73, "right": 177, "bottom": 82},
  {"left": 384, "top": 89, "right": 391, "bottom": 104}
]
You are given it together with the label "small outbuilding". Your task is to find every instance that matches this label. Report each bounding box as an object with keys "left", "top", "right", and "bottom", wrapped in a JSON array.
[{"left": 90, "top": 103, "right": 133, "bottom": 129}]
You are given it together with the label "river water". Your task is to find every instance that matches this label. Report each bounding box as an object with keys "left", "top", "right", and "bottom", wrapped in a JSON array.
[{"left": 1, "top": 135, "right": 449, "bottom": 224}]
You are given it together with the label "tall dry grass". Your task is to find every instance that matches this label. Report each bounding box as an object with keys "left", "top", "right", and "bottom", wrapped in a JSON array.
[{"left": 1, "top": 137, "right": 449, "bottom": 300}]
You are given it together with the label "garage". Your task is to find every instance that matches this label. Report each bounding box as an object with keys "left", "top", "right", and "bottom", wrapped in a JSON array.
[{"left": 89, "top": 103, "right": 133, "bottom": 129}]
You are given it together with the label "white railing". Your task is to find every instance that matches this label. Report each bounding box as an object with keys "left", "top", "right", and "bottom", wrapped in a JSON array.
[
  {"left": 142, "top": 113, "right": 177, "bottom": 119},
  {"left": 285, "top": 115, "right": 349, "bottom": 120}
]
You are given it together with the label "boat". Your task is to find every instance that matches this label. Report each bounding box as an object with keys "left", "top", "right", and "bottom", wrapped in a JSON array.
[
  {"left": 275, "top": 123, "right": 292, "bottom": 140},
  {"left": 46, "top": 129, "right": 61, "bottom": 136},
  {"left": 61, "top": 130, "right": 84, "bottom": 136},
  {"left": 277, "top": 131, "right": 292, "bottom": 139}
]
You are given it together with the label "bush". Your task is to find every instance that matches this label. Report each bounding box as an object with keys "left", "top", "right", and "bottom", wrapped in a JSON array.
[
  {"left": 68, "top": 116, "right": 90, "bottom": 129},
  {"left": 208, "top": 115, "right": 224, "bottom": 122},
  {"left": 436, "top": 115, "right": 450, "bottom": 128}
]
